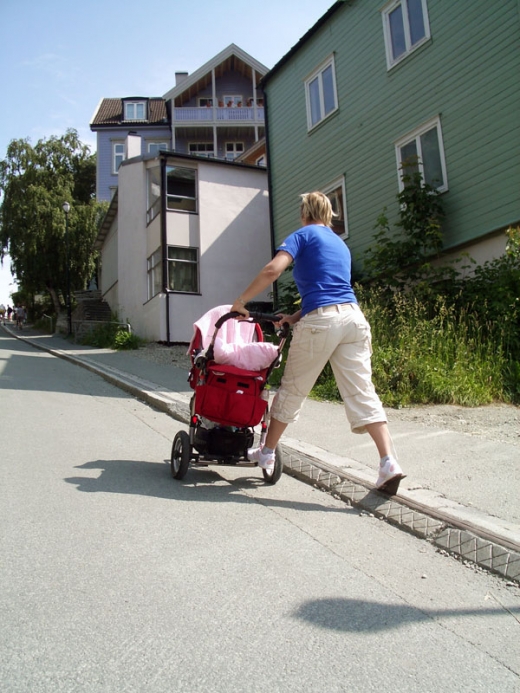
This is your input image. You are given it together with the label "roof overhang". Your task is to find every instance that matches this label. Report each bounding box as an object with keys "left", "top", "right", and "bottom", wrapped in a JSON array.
[
  {"left": 163, "top": 44, "right": 269, "bottom": 104},
  {"left": 260, "top": 1, "right": 346, "bottom": 88}
]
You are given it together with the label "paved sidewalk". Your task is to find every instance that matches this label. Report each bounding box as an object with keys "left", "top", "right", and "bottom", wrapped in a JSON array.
[{"left": 2, "top": 323, "right": 519, "bottom": 582}]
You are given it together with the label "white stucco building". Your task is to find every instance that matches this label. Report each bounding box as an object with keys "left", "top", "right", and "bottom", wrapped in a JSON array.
[{"left": 95, "top": 133, "right": 272, "bottom": 343}]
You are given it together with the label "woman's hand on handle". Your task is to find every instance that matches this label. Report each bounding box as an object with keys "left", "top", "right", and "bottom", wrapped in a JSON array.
[
  {"left": 276, "top": 310, "right": 302, "bottom": 327},
  {"left": 230, "top": 299, "right": 250, "bottom": 319}
]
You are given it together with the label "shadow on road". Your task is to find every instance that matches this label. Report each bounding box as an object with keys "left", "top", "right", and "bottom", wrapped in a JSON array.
[
  {"left": 65, "top": 458, "right": 357, "bottom": 515},
  {"left": 292, "top": 596, "right": 520, "bottom": 632}
]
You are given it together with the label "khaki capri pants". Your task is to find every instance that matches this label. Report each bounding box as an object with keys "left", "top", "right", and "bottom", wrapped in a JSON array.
[{"left": 270, "top": 303, "right": 387, "bottom": 434}]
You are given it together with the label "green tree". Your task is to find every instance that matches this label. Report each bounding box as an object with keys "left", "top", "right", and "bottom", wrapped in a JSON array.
[
  {"left": 0, "top": 129, "right": 106, "bottom": 317},
  {"left": 363, "top": 162, "right": 447, "bottom": 298}
]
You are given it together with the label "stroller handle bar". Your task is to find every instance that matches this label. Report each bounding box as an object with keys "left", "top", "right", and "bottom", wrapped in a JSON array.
[{"left": 215, "top": 310, "right": 288, "bottom": 333}]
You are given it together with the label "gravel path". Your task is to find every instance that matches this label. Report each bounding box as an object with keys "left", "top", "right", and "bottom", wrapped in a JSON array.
[{"left": 129, "top": 342, "right": 520, "bottom": 447}]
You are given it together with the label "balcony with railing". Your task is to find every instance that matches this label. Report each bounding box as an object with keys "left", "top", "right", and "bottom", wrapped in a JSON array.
[{"left": 173, "top": 106, "right": 264, "bottom": 123}]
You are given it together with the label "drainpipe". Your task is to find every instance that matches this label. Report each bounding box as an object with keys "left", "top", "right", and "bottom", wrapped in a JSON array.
[
  {"left": 160, "top": 156, "right": 171, "bottom": 345},
  {"left": 263, "top": 90, "right": 278, "bottom": 308}
]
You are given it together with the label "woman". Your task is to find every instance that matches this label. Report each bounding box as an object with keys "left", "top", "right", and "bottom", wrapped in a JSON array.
[{"left": 230, "top": 191, "right": 405, "bottom": 494}]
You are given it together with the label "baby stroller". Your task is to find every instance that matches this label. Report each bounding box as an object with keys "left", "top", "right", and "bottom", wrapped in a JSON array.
[{"left": 171, "top": 305, "right": 289, "bottom": 484}]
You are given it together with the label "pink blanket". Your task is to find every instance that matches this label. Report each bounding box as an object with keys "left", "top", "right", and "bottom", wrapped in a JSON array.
[{"left": 189, "top": 305, "right": 279, "bottom": 371}]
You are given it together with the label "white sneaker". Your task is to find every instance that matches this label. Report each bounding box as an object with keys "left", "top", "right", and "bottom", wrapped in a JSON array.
[
  {"left": 376, "top": 455, "right": 405, "bottom": 495},
  {"left": 247, "top": 446, "right": 275, "bottom": 471}
]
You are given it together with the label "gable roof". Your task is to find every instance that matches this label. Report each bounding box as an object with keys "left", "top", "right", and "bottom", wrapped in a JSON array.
[
  {"left": 90, "top": 98, "right": 168, "bottom": 129},
  {"left": 163, "top": 44, "right": 269, "bottom": 104},
  {"left": 260, "top": 1, "right": 345, "bottom": 87}
]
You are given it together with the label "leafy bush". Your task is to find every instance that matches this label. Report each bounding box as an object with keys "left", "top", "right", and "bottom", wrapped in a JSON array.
[
  {"left": 112, "top": 329, "right": 142, "bottom": 350},
  {"left": 79, "top": 321, "right": 142, "bottom": 350},
  {"left": 79, "top": 322, "right": 119, "bottom": 348}
]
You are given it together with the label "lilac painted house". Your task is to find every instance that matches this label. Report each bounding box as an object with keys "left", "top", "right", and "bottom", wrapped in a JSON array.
[{"left": 90, "top": 44, "right": 267, "bottom": 202}]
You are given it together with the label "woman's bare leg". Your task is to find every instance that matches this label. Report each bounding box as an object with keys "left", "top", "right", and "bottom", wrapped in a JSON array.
[
  {"left": 365, "top": 421, "right": 393, "bottom": 458},
  {"left": 264, "top": 417, "right": 288, "bottom": 450}
]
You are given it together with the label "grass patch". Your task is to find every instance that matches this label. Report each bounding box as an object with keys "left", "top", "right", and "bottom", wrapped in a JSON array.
[{"left": 269, "top": 291, "right": 519, "bottom": 408}]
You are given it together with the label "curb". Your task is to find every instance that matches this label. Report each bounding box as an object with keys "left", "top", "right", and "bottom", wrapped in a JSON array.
[
  {"left": 6, "top": 326, "right": 520, "bottom": 584},
  {"left": 281, "top": 448, "right": 520, "bottom": 583}
]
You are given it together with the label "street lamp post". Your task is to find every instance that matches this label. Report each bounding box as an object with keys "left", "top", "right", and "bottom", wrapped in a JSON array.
[{"left": 62, "top": 202, "right": 72, "bottom": 335}]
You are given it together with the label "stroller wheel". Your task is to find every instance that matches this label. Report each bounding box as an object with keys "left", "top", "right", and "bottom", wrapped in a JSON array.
[
  {"left": 171, "top": 431, "right": 191, "bottom": 480},
  {"left": 262, "top": 445, "right": 283, "bottom": 485}
]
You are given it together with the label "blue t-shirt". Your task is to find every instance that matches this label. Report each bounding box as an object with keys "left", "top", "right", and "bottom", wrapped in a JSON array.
[{"left": 277, "top": 224, "right": 357, "bottom": 316}]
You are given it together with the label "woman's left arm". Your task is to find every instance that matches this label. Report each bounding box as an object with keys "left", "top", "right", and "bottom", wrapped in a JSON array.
[{"left": 231, "top": 251, "right": 293, "bottom": 317}]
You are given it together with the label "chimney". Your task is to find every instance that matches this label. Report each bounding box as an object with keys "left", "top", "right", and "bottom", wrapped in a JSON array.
[
  {"left": 125, "top": 131, "right": 141, "bottom": 159},
  {"left": 175, "top": 72, "right": 189, "bottom": 85}
]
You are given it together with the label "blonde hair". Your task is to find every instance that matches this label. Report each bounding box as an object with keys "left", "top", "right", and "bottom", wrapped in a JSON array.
[{"left": 300, "top": 191, "right": 336, "bottom": 227}]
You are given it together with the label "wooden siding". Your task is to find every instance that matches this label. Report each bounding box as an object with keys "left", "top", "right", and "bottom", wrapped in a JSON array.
[
  {"left": 265, "top": 0, "right": 520, "bottom": 272},
  {"left": 96, "top": 127, "right": 171, "bottom": 202},
  {"left": 182, "top": 72, "right": 260, "bottom": 107}
]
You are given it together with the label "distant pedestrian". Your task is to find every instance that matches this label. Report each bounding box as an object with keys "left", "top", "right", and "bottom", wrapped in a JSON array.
[
  {"left": 16, "top": 306, "right": 26, "bottom": 329},
  {"left": 0, "top": 304, "right": 5, "bottom": 321},
  {"left": 6, "top": 305, "right": 12, "bottom": 321}
]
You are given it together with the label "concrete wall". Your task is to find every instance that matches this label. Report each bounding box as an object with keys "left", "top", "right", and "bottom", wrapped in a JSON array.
[
  {"left": 99, "top": 219, "right": 119, "bottom": 303},
  {"left": 103, "top": 149, "right": 270, "bottom": 343},
  {"left": 165, "top": 159, "right": 271, "bottom": 342}
]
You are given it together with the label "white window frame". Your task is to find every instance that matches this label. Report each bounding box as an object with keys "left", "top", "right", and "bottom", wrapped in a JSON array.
[
  {"left": 395, "top": 116, "right": 448, "bottom": 192},
  {"left": 255, "top": 155, "right": 266, "bottom": 167},
  {"left": 165, "top": 165, "right": 197, "bottom": 213},
  {"left": 305, "top": 55, "right": 338, "bottom": 132},
  {"left": 124, "top": 101, "right": 147, "bottom": 121},
  {"left": 148, "top": 142, "right": 167, "bottom": 155},
  {"left": 198, "top": 97, "right": 213, "bottom": 107},
  {"left": 147, "top": 248, "right": 162, "bottom": 300},
  {"left": 322, "top": 177, "right": 348, "bottom": 239},
  {"left": 382, "top": 0, "right": 431, "bottom": 70},
  {"left": 112, "top": 142, "right": 125, "bottom": 174},
  {"left": 225, "top": 142, "right": 244, "bottom": 161},
  {"left": 167, "top": 246, "right": 199, "bottom": 293},
  {"left": 223, "top": 95, "right": 243, "bottom": 107},
  {"left": 146, "top": 166, "right": 161, "bottom": 224}
]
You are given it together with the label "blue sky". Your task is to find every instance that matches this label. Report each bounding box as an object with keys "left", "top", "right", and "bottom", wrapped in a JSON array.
[{"left": 0, "top": 0, "right": 335, "bottom": 306}]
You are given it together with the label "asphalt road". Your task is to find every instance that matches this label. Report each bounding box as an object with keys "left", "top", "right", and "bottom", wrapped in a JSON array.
[{"left": 1, "top": 330, "right": 519, "bottom": 692}]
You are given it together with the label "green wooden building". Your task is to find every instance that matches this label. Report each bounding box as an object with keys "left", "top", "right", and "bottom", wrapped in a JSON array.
[{"left": 261, "top": 0, "right": 520, "bottom": 276}]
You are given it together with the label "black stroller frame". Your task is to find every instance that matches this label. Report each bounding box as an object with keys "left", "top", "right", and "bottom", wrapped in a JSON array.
[{"left": 171, "top": 311, "right": 289, "bottom": 484}]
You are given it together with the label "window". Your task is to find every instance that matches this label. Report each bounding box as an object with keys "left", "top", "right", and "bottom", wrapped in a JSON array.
[
  {"left": 323, "top": 178, "right": 348, "bottom": 238},
  {"left": 124, "top": 101, "right": 146, "bottom": 120},
  {"left": 256, "top": 155, "right": 266, "bottom": 167},
  {"left": 225, "top": 142, "right": 244, "bottom": 161},
  {"left": 113, "top": 142, "right": 124, "bottom": 174},
  {"left": 189, "top": 143, "right": 214, "bottom": 158},
  {"left": 148, "top": 142, "right": 167, "bottom": 155},
  {"left": 147, "top": 249, "right": 162, "bottom": 300},
  {"left": 382, "top": 0, "right": 430, "bottom": 68},
  {"left": 166, "top": 166, "right": 197, "bottom": 212},
  {"left": 199, "top": 98, "right": 213, "bottom": 107},
  {"left": 395, "top": 117, "right": 448, "bottom": 191},
  {"left": 305, "top": 56, "right": 338, "bottom": 130},
  {"left": 147, "top": 166, "right": 161, "bottom": 224},
  {"left": 168, "top": 247, "right": 199, "bottom": 293},
  {"left": 223, "top": 95, "right": 242, "bottom": 107}
]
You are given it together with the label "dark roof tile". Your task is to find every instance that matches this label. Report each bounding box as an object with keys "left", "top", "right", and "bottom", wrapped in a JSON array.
[{"left": 91, "top": 98, "right": 168, "bottom": 127}]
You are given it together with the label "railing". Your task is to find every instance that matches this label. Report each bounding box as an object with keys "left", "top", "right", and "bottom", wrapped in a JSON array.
[
  {"left": 173, "top": 106, "right": 264, "bottom": 122},
  {"left": 72, "top": 320, "right": 132, "bottom": 343}
]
